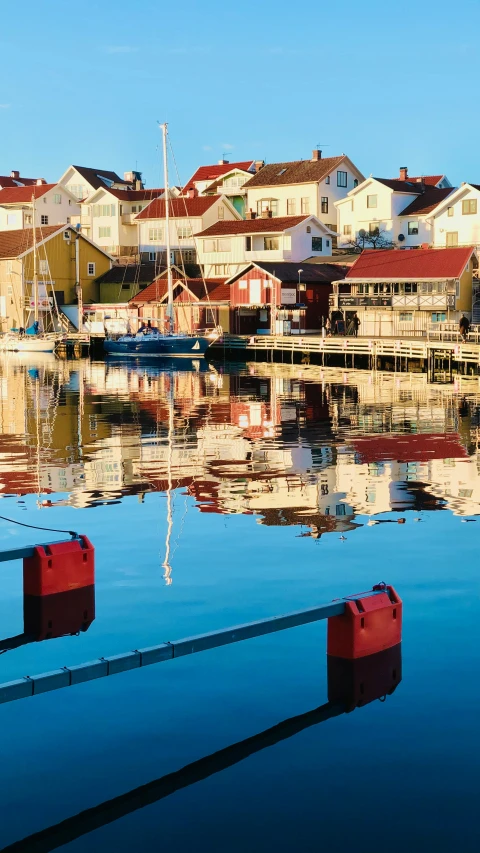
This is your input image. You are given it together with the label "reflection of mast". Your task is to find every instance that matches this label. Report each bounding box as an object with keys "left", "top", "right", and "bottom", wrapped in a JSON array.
[{"left": 162, "top": 372, "right": 174, "bottom": 584}]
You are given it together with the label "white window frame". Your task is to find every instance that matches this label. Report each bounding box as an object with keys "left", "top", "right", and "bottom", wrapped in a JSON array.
[
  {"left": 87, "top": 262, "right": 96, "bottom": 276},
  {"left": 41, "top": 215, "right": 48, "bottom": 225},
  {"left": 53, "top": 193, "right": 62, "bottom": 204}
]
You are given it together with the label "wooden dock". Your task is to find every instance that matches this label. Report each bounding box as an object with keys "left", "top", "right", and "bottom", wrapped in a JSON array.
[{"left": 210, "top": 333, "right": 480, "bottom": 376}]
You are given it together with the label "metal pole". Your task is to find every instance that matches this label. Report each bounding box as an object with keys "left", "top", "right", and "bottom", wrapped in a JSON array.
[{"left": 160, "top": 122, "right": 174, "bottom": 334}]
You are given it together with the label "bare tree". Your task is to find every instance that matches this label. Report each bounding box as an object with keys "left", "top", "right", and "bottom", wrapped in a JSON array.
[{"left": 346, "top": 227, "right": 394, "bottom": 251}]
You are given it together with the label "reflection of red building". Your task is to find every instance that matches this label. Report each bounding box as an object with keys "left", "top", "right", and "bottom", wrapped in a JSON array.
[{"left": 352, "top": 433, "right": 468, "bottom": 463}]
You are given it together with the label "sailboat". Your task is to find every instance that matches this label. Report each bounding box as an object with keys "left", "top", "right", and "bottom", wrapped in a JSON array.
[
  {"left": 0, "top": 198, "right": 59, "bottom": 354},
  {"left": 104, "top": 123, "right": 210, "bottom": 358}
]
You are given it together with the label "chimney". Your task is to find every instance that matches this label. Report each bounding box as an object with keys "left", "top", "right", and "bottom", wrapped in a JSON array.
[
  {"left": 217, "top": 159, "right": 229, "bottom": 165},
  {"left": 36, "top": 178, "right": 44, "bottom": 185},
  {"left": 245, "top": 208, "right": 256, "bottom": 220},
  {"left": 135, "top": 179, "right": 142, "bottom": 191},
  {"left": 312, "top": 150, "right": 322, "bottom": 161},
  {"left": 186, "top": 186, "right": 198, "bottom": 199},
  {"left": 10, "top": 170, "right": 20, "bottom": 180},
  {"left": 260, "top": 208, "right": 273, "bottom": 219},
  {"left": 254, "top": 160, "right": 264, "bottom": 173},
  {"left": 399, "top": 166, "right": 408, "bottom": 181}
]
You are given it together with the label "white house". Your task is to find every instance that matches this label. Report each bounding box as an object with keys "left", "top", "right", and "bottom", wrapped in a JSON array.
[
  {"left": 243, "top": 150, "right": 365, "bottom": 232},
  {"left": 184, "top": 159, "right": 261, "bottom": 218},
  {"left": 195, "top": 214, "right": 336, "bottom": 278},
  {"left": 336, "top": 169, "right": 455, "bottom": 249},
  {"left": 135, "top": 193, "right": 241, "bottom": 265},
  {"left": 58, "top": 165, "right": 141, "bottom": 202},
  {"left": 0, "top": 183, "right": 80, "bottom": 232},
  {"left": 71, "top": 187, "right": 167, "bottom": 256},
  {"left": 430, "top": 183, "right": 480, "bottom": 248}
]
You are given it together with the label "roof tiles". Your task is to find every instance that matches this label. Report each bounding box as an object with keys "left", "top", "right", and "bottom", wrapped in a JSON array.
[
  {"left": 135, "top": 196, "right": 220, "bottom": 220},
  {"left": 196, "top": 215, "right": 310, "bottom": 237},
  {"left": 243, "top": 156, "right": 347, "bottom": 188},
  {"left": 346, "top": 247, "right": 475, "bottom": 280},
  {"left": 186, "top": 161, "right": 255, "bottom": 186}
]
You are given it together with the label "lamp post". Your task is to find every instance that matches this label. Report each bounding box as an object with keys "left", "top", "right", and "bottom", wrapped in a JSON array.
[{"left": 298, "top": 269, "right": 303, "bottom": 289}]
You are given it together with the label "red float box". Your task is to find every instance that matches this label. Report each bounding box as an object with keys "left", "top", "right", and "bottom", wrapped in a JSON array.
[
  {"left": 23, "top": 536, "right": 95, "bottom": 597},
  {"left": 327, "top": 584, "right": 402, "bottom": 660}
]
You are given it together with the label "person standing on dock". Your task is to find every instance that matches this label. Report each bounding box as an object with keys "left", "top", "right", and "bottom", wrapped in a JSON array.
[
  {"left": 459, "top": 314, "right": 470, "bottom": 342},
  {"left": 353, "top": 313, "right": 360, "bottom": 337}
]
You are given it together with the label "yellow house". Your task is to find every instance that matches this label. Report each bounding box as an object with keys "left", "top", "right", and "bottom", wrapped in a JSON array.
[{"left": 0, "top": 225, "right": 112, "bottom": 331}]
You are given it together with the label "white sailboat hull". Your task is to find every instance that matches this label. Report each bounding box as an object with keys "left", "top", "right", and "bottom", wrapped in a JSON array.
[{"left": 0, "top": 337, "right": 56, "bottom": 353}]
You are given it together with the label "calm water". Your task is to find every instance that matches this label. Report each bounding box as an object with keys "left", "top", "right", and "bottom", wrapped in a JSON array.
[{"left": 0, "top": 354, "right": 479, "bottom": 852}]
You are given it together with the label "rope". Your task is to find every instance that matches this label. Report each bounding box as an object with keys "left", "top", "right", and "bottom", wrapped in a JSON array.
[{"left": 0, "top": 514, "right": 78, "bottom": 538}]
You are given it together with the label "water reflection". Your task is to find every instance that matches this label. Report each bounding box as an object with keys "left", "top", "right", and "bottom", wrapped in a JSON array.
[{"left": 1, "top": 354, "right": 480, "bottom": 532}]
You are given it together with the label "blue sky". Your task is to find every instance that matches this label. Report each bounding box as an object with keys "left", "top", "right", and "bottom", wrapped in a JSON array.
[{"left": 1, "top": 0, "right": 479, "bottom": 187}]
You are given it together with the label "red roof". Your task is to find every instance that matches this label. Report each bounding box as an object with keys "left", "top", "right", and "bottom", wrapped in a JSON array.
[
  {"left": 105, "top": 188, "right": 165, "bottom": 202},
  {"left": 196, "top": 215, "right": 310, "bottom": 237},
  {"left": 346, "top": 247, "right": 475, "bottom": 280},
  {"left": 135, "top": 196, "right": 220, "bottom": 220},
  {"left": 399, "top": 187, "right": 454, "bottom": 216},
  {"left": 397, "top": 175, "right": 445, "bottom": 187},
  {"left": 186, "top": 161, "right": 255, "bottom": 186},
  {"left": 129, "top": 278, "right": 229, "bottom": 304},
  {"left": 0, "top": 175, "right": 46, "bottom": 188},
  {"left": 0, "top": 183, "right": 56, "bottom": 203},
  {"left": 0, "top": 225, "right": 64, "bottom": 258}
]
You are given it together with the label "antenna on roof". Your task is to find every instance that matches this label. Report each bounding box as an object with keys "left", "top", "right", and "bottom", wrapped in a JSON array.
[{"left": 316, "top": 143, "right": 330, "bottom": 148}]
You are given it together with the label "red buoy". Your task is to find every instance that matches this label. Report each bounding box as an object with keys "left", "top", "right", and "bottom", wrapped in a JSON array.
[
  {"left": 327, "top": 584, "right": 402, "bottom": 660},
  {"left": 23, "top": 536, "right": 95, "bottom": 597}
]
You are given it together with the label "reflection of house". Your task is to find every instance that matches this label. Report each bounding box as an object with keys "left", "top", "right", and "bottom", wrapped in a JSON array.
[
  {"left": 244, "top": 150, "right": 364, "bottom": 231},
  {"left": 184, "top": 160, "right": 260, "bottom": 218},
  {"left": 226, "top": 261, "right": 347, "bottom": 334},
  {"left": 196, "top": 215, "right": 336, "bottom": 279},
  {"left": 333, "top": 246, "right": 477, "bottom": 337},
  {"left": 135, "top": 194, "right": 240, "bottom": 265},
  {"left": 0, "top": 225, "right": 112, "bottom": 331}
]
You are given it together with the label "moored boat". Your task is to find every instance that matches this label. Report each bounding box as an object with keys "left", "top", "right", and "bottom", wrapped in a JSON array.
[{"left": 104, "top": 329, "right": 209, "bottom": 357}]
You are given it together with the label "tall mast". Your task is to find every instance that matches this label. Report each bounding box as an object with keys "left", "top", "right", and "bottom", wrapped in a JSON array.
[
  {"left": 160, "top": 122, "right": 174, "bottom": 334},
  {"left": 32, "top": 191, "right": 38, "bottom": 324}
]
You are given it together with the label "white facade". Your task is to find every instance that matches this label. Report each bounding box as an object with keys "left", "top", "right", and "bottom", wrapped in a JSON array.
[
  {"left": 71, "top": 188, "right": 170, "bottom": 255},
  {"left": 58, "top": 166, "right": 130, "bottom": 202},
  {"left": 197, "top": 216, "right": 336, "bottom": 278},
  {"left": 245, "top": 156, "right": 364, "bottom": 231},
  {"left": 137, "top": 195, "right": 240, "bottom": 263},
  {"left": 432, "top": 184, "right": 480, "bottom": 249},
  {"left": 335, "top": 178, "right": 430, "bottom": 248},
  {"left": 0, "top": 185, "right": 80, "bottom": 232}
]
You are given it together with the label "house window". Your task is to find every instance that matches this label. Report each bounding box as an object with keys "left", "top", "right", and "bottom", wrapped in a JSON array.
[
  {"left": 92, "top": 204, "right": 116, "bottom": 217},
  {"left": 24, "top": 213, "right": 32, "bottom": 225},
  {"left": 367, "top": 194, "right": 377, "bottom": 208},
  {"left": 263, "top": 237, "right": 279, "bottom": 250},
  {"left": 369, "top": 222, "right": 379, "bottom": 234},
  {"left": 138, "top": 205, "right": 143, "bottom": 212},
  {"left": 239, "top": 280, "right": 248, "bottom": 290},
  {"left": 432, "top": 312, "right": 447, "bottom": 322},
  {"left": 301, "top": 197, "right": 310, "bottom": 214},
  {"left": 256, "top": 199, "right": 278, "bottom": 216},
  {"left": 53, "top": 194, "right": 62, "bottom": 204},
  {"left": 204, "top": 238, "right": 231, "bottom": 252},
  {"left": 404, "top": 282, "right": 418, "bottom": 293},
  {"left": 41, "top": 215, "right": 48, "bottom": 225},
  {"left": 343, "top": 224, "right": 352, "bottom": 236},
  {"left": 306, "top": 225, "right": 311, "bottom": 233},
  {"left": 218, "top": 206, "right": 225, "bottom": 220},
  {"left": 6, "top": 214, "right": 17, "bottom": 225},
  {"left": 321, "top": 197, "right": 328, "bottom": 214},
  {"left": 447, "top": 206, "right": 454, "bottom": 217},
  {"left": 408, "top": 221, "right": 419, "bottom": 235},
  {"left": 39, "top": 259, "right": 48, "bottom": 274},
  {"left": 149, "top": 228, "right": 163, "bottom": 241},
  {"left": 337, "top": 171, "right": 347, "bottom": 187},
  {"left": 462, "top": 199, "right": 477, "bottom": 215},
  {"left": 353, "top": 179, "right": 358, "bottom": 188},
  {"left": 69, "top": 184, "right": 85, "bottom": 200},
  {"left": 177, "top": 226, "right": 193, "bottom": 239},
  {"left": 399, "top": 312, "right": 413, "bottom": 322},
  {"left": 99, "top": 226, "right": 111, "bottom": 238},
  {"left": 287, "top": 198, "right": 296, "bottom": 215},
  {"left": 121, "top": 284, "right": 130, "bottom": 291},
  {"left": 87, "top": 262, "right": 95, "bottom": 276},
  {"left": 148, "top": 251, "right": 156, "bottom": 262},
  {"left": 131, "top": 206, "right": 137, "bottom": 213},
  {"left": 312, "top": 237, "right": 323, "bottom": 251},
  {"left": 446, "top": 232, "right": 458, "bottom": 247},
  {"left": 214, "top": 264, "right": 226, "bottom": 274},
  {"left": 325, "top": 175, "right": 330, "bottom": 185},
  {"left": 63, "top": 230, "right": 70, "bottom": 240},
  {"left": 245, "top": 236, "right": 252, "bottom": 251}
]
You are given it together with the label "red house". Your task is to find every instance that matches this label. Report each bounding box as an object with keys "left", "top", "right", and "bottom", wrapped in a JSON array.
[{"left": 226, "top": 261, "right": 347, "bottom": 334}]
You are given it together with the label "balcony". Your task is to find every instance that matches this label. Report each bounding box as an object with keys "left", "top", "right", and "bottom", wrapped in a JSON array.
[
  {"left": 70, "top": 215, "right": 91, "bottom": 228},
  {"left": 245, "top": 249, "right": 292, "bottom": 262},
  {"left": 392, "top": 294, "right": 448, "bottom": 309},
  {"left": 121, "top": 213, "right": 137, "bottom": 225}
]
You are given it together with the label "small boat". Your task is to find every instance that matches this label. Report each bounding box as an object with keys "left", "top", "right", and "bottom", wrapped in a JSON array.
[
  {"left": 103, "top": 122, "right": 211, "bottom": 360},
  {"left": 0, "top": 332, "right": 57, "bottom": 353},
  {"left": 104, "top": 329, "right": 209, "bottom": 357}
]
